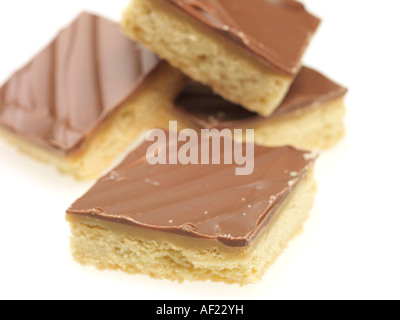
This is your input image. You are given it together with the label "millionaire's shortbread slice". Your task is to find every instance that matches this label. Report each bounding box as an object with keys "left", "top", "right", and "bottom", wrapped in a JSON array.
[
  {"left": 122, "top": 0, "right": 320, "bottom": 116},
  {"left": 66, "top": 132, "right": 318, "bottom": 284},
  {"left": 0, "top": 12, "right": 186, "bottom": 180},
  {"left": 169, "top": 67, "right": 348, "bottom": 150}
]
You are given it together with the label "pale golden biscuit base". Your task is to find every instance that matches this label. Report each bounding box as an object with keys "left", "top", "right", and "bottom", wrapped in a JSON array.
[
  {"left": 159, "top": 97, "right": 346, "bottom": 151},
  {"left": 252, "top": 98, "right": 346, "bottom": 150},
  {"left": 122, "top": 0, "right": 293, "bottom": 117},
  {"left": 67, "top": 170, "right": 316, "bottom": 285},
  {"left": 0, "top": 64, "right": 187, "bottom": 180}
]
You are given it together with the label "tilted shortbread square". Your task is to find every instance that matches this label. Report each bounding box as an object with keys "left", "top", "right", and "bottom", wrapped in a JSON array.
[
  {"left": 122, "top": 0, "right": 320, "bottom": 116},
  {"left": 0, "top": 12, "right": 186, "bottom": 180}
]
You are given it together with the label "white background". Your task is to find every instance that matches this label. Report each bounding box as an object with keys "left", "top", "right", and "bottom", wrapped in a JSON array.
[{"left": 0, "top": 0, "right": 399, "bottom": 300}]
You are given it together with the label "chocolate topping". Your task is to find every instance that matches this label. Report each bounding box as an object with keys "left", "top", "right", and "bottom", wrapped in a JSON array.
[
  {"left": 0, "top": 12, "right": 159, "bottom": 155},
  {"left": 165, "top": 0, "right": 320, "bottom": 75},
  {"left": 67, "top": 133, "right": 316, "bottom": 247},
  {"left": 174, "top": 67, "right": 348, "bottom": 129}
]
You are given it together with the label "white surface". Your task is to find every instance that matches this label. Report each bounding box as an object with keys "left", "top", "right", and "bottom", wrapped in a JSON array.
[{"left": 0, "top": 0, "right": 399, "bottom": 300}]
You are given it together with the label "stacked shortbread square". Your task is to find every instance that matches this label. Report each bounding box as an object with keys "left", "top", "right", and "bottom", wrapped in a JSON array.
[{"left": 122, "top": 0, "right": 347, "bottom": 150}]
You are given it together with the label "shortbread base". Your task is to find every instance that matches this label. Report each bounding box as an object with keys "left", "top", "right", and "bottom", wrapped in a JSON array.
[{"left": 252, "top": 98, "right": 346, "bottom": 150}]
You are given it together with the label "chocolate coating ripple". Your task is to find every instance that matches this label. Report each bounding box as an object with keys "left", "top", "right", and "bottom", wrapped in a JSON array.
[
  {"left": 0, "top": 12, "right": 159, "bottom": 155},
  {"left": 165, "top": 0, "right": 320, "bottom": 75},
  {"left": 67, "top": 135, "right": 317, "bottom": 247}
]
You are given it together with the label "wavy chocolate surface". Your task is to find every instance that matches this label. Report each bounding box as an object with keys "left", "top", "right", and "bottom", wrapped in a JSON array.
[
  {"left": 67, "top": 133, "right": 316, "bottom": 247},
  {"left": 165, "top": 0, "right": 320, "bottom": 75},
  {"left": 0, "top": 12, "right": 159, "bottom": 155},
  {"left": 174, "top": 67, "right": 348, "bottom": 129}
]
